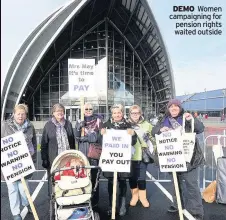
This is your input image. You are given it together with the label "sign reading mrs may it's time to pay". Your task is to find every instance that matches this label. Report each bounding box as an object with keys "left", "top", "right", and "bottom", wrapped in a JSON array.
[
  {"left": 68, "top": 59, "right": 96, "bottom": 97},
  {"left": 1, "top": 131, "right": 35, "bottom": 183},
  {"left": 99, "top": 130, "right": 132, "bottom": 173}
]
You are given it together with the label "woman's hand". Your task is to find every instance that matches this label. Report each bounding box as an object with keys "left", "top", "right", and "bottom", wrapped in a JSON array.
[
  {"left": 127, "top": 128, "right": 135, "bottom": 135},
  {"left": 160, "top": 126, "right": 170, "bottom": 132},
  {"left": 184, "top": 113, "right": 193, "bottom": 121},
  {"left": 101, "top": 128, "right": 106, "bottom": 135}
]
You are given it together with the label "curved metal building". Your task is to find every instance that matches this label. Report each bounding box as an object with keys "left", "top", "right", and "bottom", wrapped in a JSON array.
[{"left": 1, "top": 0, "right": 175, "bottom": 121}]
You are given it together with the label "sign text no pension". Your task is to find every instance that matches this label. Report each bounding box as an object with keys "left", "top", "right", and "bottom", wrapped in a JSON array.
[{"left": 68, "top": 64, "right": 94, "bottom": 75}]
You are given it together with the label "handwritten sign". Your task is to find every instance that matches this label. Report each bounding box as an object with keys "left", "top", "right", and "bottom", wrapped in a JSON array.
[
  {"left": 99, "top": 130, "right": 132, "bottom": 172},
  {"left": 1, "top": 131, "right": 35, "bottom": 183},
  {"left": 155, "top": 130, "right": 187, "bottom": 172}
]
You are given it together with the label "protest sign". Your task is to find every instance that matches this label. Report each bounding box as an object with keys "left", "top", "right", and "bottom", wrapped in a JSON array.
[
  {"left": 182, "top": 115, "right": 196, "bottom": 163},
  {"left": 99, "top": 130, "right": 132, "bottom": 172},
  {"left": 68, "top": 58, "right": 107, "bottom": 98},
  {"left": 68, "top": 58, "right": 95, "bottom": 97},
  {"left": 1, "top": 131, "right": 39, "bottom": 220},
  {"left": 1, "top": 131, "right": 35, "bottom": 183},
  {"left": 155, "top": 130, "right": 187, "bottom": 172}
]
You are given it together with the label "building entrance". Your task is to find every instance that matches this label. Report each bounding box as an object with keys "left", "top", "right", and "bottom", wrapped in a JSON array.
[{"left": 65, "top": 106, "right": 81, "bottom": 122}]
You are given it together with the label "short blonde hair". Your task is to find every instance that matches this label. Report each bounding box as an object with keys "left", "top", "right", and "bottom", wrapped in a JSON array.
[
  {"left": 13, "top": 104, "right": 28, "bottom": 114},
  {"left": 110, "top": 104, "right": 124, "bottom": 114},
  {"left": 129, "top": 105, "right": 143, "bottom": 115}
]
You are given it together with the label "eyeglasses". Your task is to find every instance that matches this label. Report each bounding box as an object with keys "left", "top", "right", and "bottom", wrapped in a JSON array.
[
  {"left": 85, "top": 108, "right": 93, "bottom": 111},
  {"left": 130, "top": 112, "right": 140, "bottom": 115}
]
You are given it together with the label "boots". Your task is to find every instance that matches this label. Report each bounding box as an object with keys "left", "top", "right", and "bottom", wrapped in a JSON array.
[
  {"left": 107, "top": 180, "right": 113, "bottom": 216},
  {"left": 107, "top": 195, "right": 112, "bottom": 216},
  {"left": 130, "top": 188, "right": 139, "bottom": 206},
  {"left": 118, "top": 180, "right": 127, "bottom": 216},
  {"left": 138, "top": 190, "right": 150, "bottom": 208},
  {"left": 119, "top": 196, "right": 126, "bottom": 216}
]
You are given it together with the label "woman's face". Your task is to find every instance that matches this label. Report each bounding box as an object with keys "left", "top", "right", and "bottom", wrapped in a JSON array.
[
  {"left": 112, "top": 108, "right": 123, "bottom": 122},
  {"left": 169, "top": 104, "right": 180, "bottom": 117},
  {"left": 84, "top": 104, "right": 93, "bottom": 117},
  {"left": 53, "top": 107, "right": 65, "bottom": 121},
  {"left": 130, "top": 109, "right": 141, "bottom": 122},
  {"left": 14, "top": 109, "right": 26, "bottom": 125}
]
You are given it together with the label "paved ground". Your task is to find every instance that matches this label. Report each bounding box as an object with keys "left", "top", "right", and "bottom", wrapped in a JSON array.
[{"left": 1, "top": 162, "right": 226, "bottom": 220}]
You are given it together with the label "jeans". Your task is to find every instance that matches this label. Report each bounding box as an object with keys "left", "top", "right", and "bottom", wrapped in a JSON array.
[
  {"left": 172, "top": 168, "right": 204, "bottom": 217},
  {"left": 129, "top": 161, "right": 147, "bottom": 190},
  {"left": 7, "top": 179, "right": 30, "bottom": 216}
]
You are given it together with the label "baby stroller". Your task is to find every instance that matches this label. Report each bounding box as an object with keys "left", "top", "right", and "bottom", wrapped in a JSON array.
[{"left": 49, "top": 150, "right": 101, "bottom": 220}]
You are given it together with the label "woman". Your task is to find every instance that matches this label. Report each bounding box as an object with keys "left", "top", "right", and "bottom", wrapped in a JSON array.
[
  {"left": 41, "top": 103, "right": 75, "bottom": 169},
  {"left": 151, "top": 99, "right": 205, "bottom": 220},
  {"left": 128, "top": 105, "right": 153, "bottom": 208},
  {"left": 101, "top": 104, "right": 137, "bottom": 216},
  {"left": 75, "top": 103, "right": 103, "bottom": 209},
  {"left": 1, "top": 104, "right": 37, "bottom": 220}
]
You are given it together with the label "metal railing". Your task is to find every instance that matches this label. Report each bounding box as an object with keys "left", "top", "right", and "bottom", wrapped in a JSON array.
[
  {"left": 202, "top": 130, "right": 226, "bottom": 190},
  {"left": 2, "top": 131, "right": 225, "bottom": 186}
]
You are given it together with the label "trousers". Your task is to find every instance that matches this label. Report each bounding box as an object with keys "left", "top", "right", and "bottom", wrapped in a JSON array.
[
  {"left": 7, "top": 179, "right": 30, "bottom": 216},
  {"left": 107, "top": 178, "right": 127, "bottom": 206},
  {"left": 172, "top": 168, "right": 204, "bottom": 217}
]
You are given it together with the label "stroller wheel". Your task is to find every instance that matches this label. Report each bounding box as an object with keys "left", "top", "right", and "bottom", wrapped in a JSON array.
[
  {"left": 93, "top": 212, "right": 100, "bottom": 220},
  {"left": 49, "top": 200, "right": 55, "bottom": 220}
]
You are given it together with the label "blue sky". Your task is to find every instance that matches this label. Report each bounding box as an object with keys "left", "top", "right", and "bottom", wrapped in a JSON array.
[
  {"left": 1, "top": 0, "right": 226, "bottom": 95},
  {"left": 150, "top": 0, "right": 226, "bottom": 95}
]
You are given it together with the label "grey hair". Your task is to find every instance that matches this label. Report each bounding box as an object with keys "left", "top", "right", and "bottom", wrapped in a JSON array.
[
  {"left": 84, "top": 102, "right": 93, "bottom": 109},
  {"left": 110, "top": 104, "right": 124, "bottom": 114},
  {"left": 51, "top": 103, "right": 65, "bottom": 114}
]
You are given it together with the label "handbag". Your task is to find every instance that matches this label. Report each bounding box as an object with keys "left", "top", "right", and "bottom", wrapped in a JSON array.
[
  {"left": 87, "top": 143, "right": 102, "bottom": 160},
  {"left": 142, "top": 147, "right": 154, "bottom": 164}
]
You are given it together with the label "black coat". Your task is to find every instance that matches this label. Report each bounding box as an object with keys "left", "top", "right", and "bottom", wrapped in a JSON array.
[
  {"left": 41, "top": 119, "right": 75, "bottom": 165},
  {"left": 101, "top": 118, "right": 137, "bottom": 179},
  {"left": 151, "top": 114, "right": 205, "bottom": 171}
]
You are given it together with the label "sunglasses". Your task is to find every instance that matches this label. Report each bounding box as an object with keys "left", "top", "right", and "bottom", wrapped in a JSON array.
[{"left": 85, "top": 108, "right": 93, "bottom": 111}]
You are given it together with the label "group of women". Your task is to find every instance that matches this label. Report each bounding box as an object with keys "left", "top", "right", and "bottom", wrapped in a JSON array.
[{"left": 1, "top": 99, "right": 205, "bottom": 220}]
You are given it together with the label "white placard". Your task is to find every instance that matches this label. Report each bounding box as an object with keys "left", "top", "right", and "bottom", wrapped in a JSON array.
[
  {"left": 182, "top": 132, "right": 196, "bottom": 163},
  {"left": 99, "top": 130, "right": 132, "bottom": 172},
  {"left": 1, "top": 131, "right": 35, "bottom": 183},
  {"left": 68, "top": 58, "right": 107, "bottom": 98},
  {"left": 155, "top": 130, "right": 187, "bottom": 172}
]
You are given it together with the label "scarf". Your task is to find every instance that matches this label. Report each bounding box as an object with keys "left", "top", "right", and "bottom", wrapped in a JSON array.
[
  {"left": 12, "top": 119, "right": 35, "bottom": 155},
  {"left": 163, "top": 116, "right": 182, "bottom": 130},
  {"left": 110, "top": 118, "right": 129, "bottom": 129},
  {"left": 84, "top": 115, "right": 101, "bottom": 135},
  {"left": 51, "top": 117, "right": 70, "bottom": 154}
]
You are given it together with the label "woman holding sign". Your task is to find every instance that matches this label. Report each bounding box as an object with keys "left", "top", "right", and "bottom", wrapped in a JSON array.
[
  {"left": 1, "top": 104, "right": 37, "bottom": 220},
  {"left": 151, "top": 99, "right": 205, "bottom": 220},
  {"left": 128, "top": 105, "right": 154, "bottom": 208},
  {"left": 101, "top": 104, "right": 137, "bottom": 216},
  {"left": 75, "top": 103, "right": 103, "bottom": 209}
]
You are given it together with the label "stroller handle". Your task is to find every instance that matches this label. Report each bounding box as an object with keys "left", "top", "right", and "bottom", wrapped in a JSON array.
[{"left": 50, "top": 165, "right": 101, "bottom": 177}]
